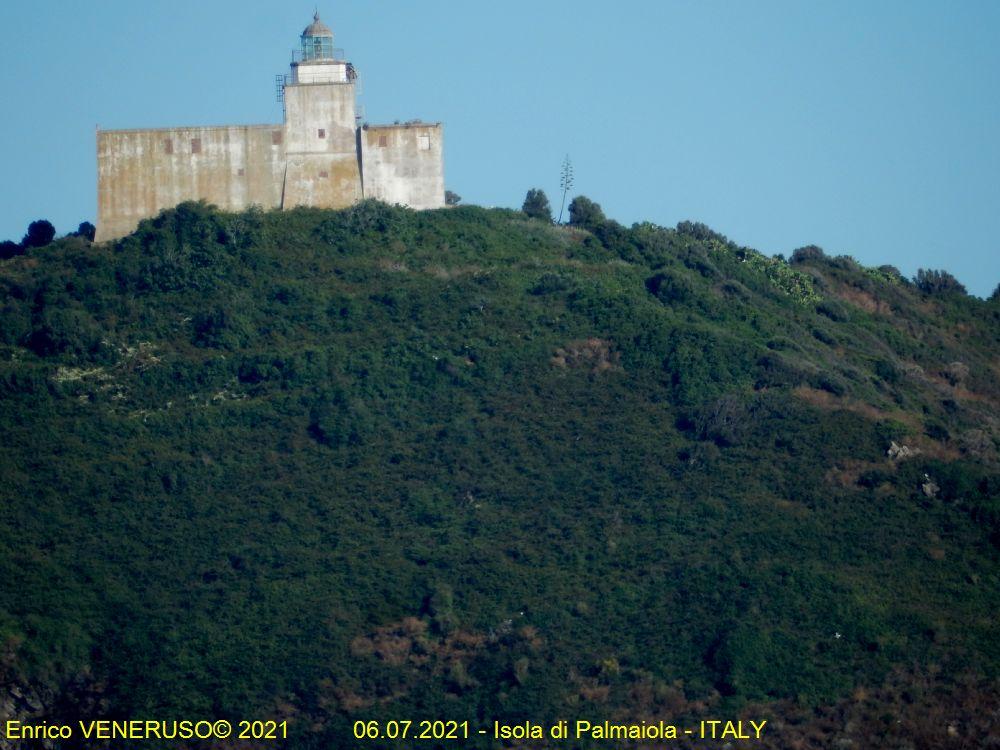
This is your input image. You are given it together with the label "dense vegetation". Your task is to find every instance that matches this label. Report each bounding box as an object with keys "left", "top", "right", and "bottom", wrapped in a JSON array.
[{"left": 1, "top": 200, "right": 998, "bottom": 748}]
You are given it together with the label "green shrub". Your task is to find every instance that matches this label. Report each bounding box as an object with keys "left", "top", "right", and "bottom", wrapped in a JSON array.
[
  {"left": 813, "top": 327, "right": 838, "bottom": 346},
  {"left": 521, "top": 189, "right": 552, "bottom": 222},
  {"left": 790, "top": 245, "right": 825, "bottom": 264},
  {"left": 529, "top": 272, "right": 573, "bottom": 296},
  {"left": 873, "top": 359, "right": 900, "bottom": 383},
  {"left": 567, "top": 196, "right": 605, "bottom": 231},
  {"left": 645, "top": 270, "right": 694, "bottom": 305},
  {"left": 914, "top": 268, "right": 967, "bottom": 296},
  {"left": 22, "top": 219, "right": 56, "bottom": 249},
  {"left": 816, "top": 299, "right": 849, "bottom": 322}
]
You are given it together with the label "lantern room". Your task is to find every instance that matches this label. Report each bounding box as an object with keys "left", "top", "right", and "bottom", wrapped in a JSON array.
[{"left": 301, "top": 12, "right": 335, "bottom": 61}]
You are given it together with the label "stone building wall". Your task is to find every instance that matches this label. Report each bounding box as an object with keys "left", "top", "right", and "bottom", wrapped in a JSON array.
[
  {"left": 359, "top": 123, "right": 445, "bottom": 210},
  {"left": 96, "top": 125, "right": 286, "bottom": 242}
]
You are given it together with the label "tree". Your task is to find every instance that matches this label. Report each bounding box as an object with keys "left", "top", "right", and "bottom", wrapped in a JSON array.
[
  {"left": 567, "top": 195, "right": 604, "bottom": 230},
  {"left": 914, "top": 268, "right": 967, "bottom": 296},
  {"left": 790, "top": 245, "right": 825, "bottom": 264},
  {"left": 677, "top": 221, "right": 730, "bottom": 244},
  {"left": 75, "top": 221, "right": 96, "bottom": 241},
  {"left": 22, "top": 220, "right": 55, "bottom": 249},
  {"left": 445, "top": 190, "right": 462, "bottom": 206},
  {"left": 0, "top": 241, "right": 23, "bottom": 260},
  {"left": 989, "top": 283, "right": 1000, "bottom": 302},
  {"left": 557, "top": 155, "right": 574, "bottom": 223},
  {"left": 521, "top": 189, "right": 551, "bottom": 222}
]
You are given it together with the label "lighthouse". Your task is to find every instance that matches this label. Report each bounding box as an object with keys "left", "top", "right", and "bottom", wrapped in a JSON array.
[
  {"left": 96, "top": 12, "right": 444, "bottom": 242},
  {"left": 281, "top": 12, "right": 363, "bottom": 208}
]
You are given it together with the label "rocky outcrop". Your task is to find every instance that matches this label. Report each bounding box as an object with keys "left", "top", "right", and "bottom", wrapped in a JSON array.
[{"left": 886, "top": 441, "right": 920, "bottom": 461}]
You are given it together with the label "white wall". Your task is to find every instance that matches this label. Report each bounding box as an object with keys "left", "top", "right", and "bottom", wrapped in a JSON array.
[{"left": 360, "top": 124, "right": 445, "bottom": 210}]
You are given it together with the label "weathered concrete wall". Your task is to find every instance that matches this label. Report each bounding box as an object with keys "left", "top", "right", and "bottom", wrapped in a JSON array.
[
  {"left": 282, "top": 80, "right": 361, "bottom": 208},
  {"left": 360, "top": 124, "right": 445, "bottom": 209},
  {"left": 282, "top": 154, "right": 363, "bottom": 209},
  {"left": 284, "top": 81, "right": 357, "bottom": 155},
  {"left": 96, "top": 125, "right": 285, "bottom": 241}
]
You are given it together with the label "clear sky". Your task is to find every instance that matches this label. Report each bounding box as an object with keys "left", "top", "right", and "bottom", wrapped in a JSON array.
[{"left": 0, "top": 1, "right": 997, "bottom": 296}]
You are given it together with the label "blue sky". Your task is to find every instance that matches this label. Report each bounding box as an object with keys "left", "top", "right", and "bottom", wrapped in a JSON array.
[{"left": 0, "top": 1, "right": 997, "bottom": 296}]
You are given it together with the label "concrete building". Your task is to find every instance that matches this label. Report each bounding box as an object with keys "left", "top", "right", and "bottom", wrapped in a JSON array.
[{"left": 96, "top": 13, "right": 445, "bottom": 242}]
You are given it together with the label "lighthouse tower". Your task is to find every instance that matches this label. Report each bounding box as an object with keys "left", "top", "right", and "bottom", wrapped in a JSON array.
[{"left": 281, "top": 12, "right": 362, "bottom": 207}]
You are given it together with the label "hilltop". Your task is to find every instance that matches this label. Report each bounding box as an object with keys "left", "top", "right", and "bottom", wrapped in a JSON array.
[{"left": 1, "top": 200, "right": 998, "bottom": 748}]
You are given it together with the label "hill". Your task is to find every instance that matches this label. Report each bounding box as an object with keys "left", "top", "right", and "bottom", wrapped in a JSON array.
[{"left": 1, "top": 200, "right": 998, "bottom": 748}]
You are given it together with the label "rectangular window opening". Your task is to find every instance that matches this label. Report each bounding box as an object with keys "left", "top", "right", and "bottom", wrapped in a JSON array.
[
  {"left": 272, "top": 130, "right": 283, "bottom": 145},
  {"left": 418, "top": 134, "right": 431, "bottom": 151},
  {"left": 378, "top": 135, "right": 388, "bottom": 147},
  {"left": 163, "top": 139, "right": 173, "bottom": 154},
  {"left": 191, "top": 138, "right": 202, "bottom": 154},
  {"left": 237, "top": 168, "right": 245, "bottom": 177},
  {"left": 318, "top": 128, "right": 326, "bottom": 139},
  {"left": 318, "top": 170, "right": 329, "bottom": 179}
]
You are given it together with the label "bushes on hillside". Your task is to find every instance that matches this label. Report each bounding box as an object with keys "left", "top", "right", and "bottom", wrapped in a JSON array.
[
  {"left": 0, "top": 196, "right": 998, "bottom": 733},
  {"left": 191, "top": 306, "right": 253, "bottom": 349},
  {"left": 755, "top": 351, "right": 814, "bottom": 389},
  {"left": 25, "top": 308, "right": 104, "bottom": 358},
  {"left": 816, "top": 299, "right": 850, "bottom": 322},
  {"left": 663, "top": 330, "right": 756, "bottom": 407},
  {"left": 914, "top": 268, "right": 966, "bottom": 296},
  {"left": 73, "top": 222, "right": 96, "bottom": 241},
  {"left": 0, "top": 220, "right": 94, "bottom": 258},
  {"left": 221, "top": 206, "right": 267, "bottom": 250},
  {"left": 695, "top": 393, "right": 760, "bottom": 446},
  {"left": 529, "top": 272, "right": 573, "bottom": 296},
  {"left": 316, "top": 199, "right": 404, "bottom": 251},
  {"left": 676, "top": 221, "right": 730, "bottom": 245},
  {"left": 117, "top": 202, "right": 240, "bottom": 293},
  {"left": 645, "top": 270, "right": 694, "bottom": 305},
  {"left": 790, "top": 245, "right": 825, "bottom": 264}
]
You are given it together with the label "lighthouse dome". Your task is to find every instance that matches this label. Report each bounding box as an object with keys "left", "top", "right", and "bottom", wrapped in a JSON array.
[{"left": 303, "top": 12, "right": 333, "bottom": 38}]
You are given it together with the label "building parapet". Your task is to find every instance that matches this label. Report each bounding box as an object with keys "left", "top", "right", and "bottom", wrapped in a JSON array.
[
  {"left": 98, "top": 123, "right": 280, "bottom": 135},
  {"left": 363, "top": 121, "right": 443, "bottom": 130}
]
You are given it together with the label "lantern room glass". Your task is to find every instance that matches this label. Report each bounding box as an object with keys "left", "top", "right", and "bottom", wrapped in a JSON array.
[{"left": 302, "top": 35, "right": 334, "bottom": 61}]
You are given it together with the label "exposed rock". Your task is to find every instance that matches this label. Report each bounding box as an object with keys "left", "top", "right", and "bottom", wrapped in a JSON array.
[
  {"left": 901, "top": 362, "right": 927, "bottom": 382},
  {"left": 921, "top": 474, "right": 940, "bottom": 499},
  {"left": 887, "top": 441, "right": 920, "bottom": 460},
  {"left": 0, "top": 683, "right": 48, "bottom": 750}
]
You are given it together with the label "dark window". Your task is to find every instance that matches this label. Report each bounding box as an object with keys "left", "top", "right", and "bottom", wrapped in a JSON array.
[
  {"left": 164, "top": 139, "right": 173, "bottom": 154},
  {"left": 318, "top": 170, "right": 329, "bottom": 179},
  {"left": 378, "top": 135, "right": 388, "bottom": 147},
  {"left": 318, "top": 129, "right": 326, "bottom": 139},
  {"left": 191, "top": 138, "right": 201, "bottom": 154},
  {"left": 237, "top": 168, "right": 245, "bottom": 177},
  {"left": 272, "top": 130, "right": 283, "bottom": 145}
]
